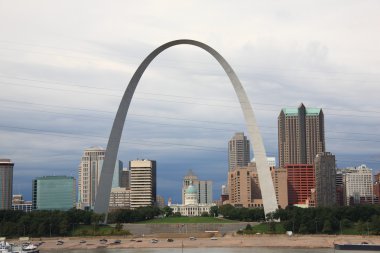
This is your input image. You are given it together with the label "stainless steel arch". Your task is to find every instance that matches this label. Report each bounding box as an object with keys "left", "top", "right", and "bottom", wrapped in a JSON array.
[{"left": 94, "top": 39, "right": 278, "bottom": 216}]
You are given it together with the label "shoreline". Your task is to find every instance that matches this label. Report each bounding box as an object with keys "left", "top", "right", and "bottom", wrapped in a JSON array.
[{"left": 10, "top": 234, "right": 380, "bottom": 251}]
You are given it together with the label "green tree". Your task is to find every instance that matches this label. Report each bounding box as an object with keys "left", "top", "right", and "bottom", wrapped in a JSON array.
[
  {"left": 201, "top": 212, "right": 209, "bottom": 217},
  {"left": 173, "top": 212, "right": 181, "bottom": 217},
  {"left": 219, "top": 204, "right": 235, "bottom": 218},
  {"left": 298, "top": 223, "right": 309, "bottom": 234},
  {"left": 163, "top": 206, "right": 173, "bottom": 217},
  {"left": 322, "top": 219, "right": 332, "bottom": 234},
  {"left": 268, "top": 222, "right": 276, "bottom": 233},
  {"left": 209, "top": 206, "right": 219, "bottom": 217},
  {"left": 115, "top": 222, "right": 123, "bottom": 231}
]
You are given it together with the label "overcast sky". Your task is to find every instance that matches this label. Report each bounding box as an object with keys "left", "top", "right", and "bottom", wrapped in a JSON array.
[{"left": 1, "top": 0, "right": 380, "bottom": 203}]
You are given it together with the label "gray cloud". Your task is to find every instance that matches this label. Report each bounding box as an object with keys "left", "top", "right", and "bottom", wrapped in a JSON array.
[{"left": 1, "top": 0, "right": 380, "bottom": 202}]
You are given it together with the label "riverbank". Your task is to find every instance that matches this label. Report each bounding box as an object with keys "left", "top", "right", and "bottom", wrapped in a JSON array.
[{"left": 11, "top": 234, "right": 380, "bottom": 251}]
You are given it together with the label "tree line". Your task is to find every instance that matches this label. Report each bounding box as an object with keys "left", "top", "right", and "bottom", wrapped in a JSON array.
[
  {"left": 2, "top": 204, "right": 380, "bottom": 237},
  {"left": 0, "top": 206, "right": 164, "bottom": 237},
  {"left": 215, "top": 204, "right": 380, "bottom": 234}
]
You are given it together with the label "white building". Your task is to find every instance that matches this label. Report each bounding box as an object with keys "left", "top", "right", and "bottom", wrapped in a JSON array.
[
  {"left": 170, "top": 182, "right": 215, "bottom": 216},
  {"left": 109, "top": 187, "right": 130, "bottom": 210},
  {"left": 130, "top": 159, "right": 156, "bottom": 209},
  {"left": 341, "top": 164, "right": 373, "bottom": 205},
  {"left": 12, "top": 194, "right": 32, "bottom": 212},
  {"left": 77, "top": 146, "right": 122, "bottom": 209}
]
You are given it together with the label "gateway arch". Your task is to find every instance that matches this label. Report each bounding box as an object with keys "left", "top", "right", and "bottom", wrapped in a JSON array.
[{"left": 94, "top": 39, "right": 278, "bottom": 216}]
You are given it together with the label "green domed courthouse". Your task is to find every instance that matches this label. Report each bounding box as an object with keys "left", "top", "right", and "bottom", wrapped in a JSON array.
[{"left": 168, "top": 181, "right": 216, "bottom": 216}]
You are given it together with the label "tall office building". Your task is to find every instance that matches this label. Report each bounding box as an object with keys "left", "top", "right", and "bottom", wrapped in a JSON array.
[
  {"left": 374, "top": 173, "right": 380, "bottom": 199},
  {"left": 32, "top": 176, "right": 76, "bottom": 210},
  {"left": 112, "top": 160, "right": 123, "bottom": 188},
  {"left": 342, "top": 165, "right": 373, "bottom": 205},
  {"left": 271, "top": 167, "right": 288, "bottom": 208},
  {"left": 336, "top": 170, "right": 345, "bottom": 206},
  {"left": 228, "top": 132, "right": 250, "bottom": 171},
  {"left": 109, "top": 187, "right": 131, "bottom": 210},
  {"left": 120, "top": 168, "right": 130, "bottom": 189},
  {"left": 130, "top": 159, "right": 156, "bottom": 208},
  {"left": 0, "top": 159, "right": 14, "bottom": 210},
  {"left": 228, "top": 162, "right": 287, "bottom": 208},
  {"left": 315, "top": 152, "right": 336, "bottom": 207},
  {"left": 286, "top": 164, "right": 315, "bottom": 206},
  {"left": 78, "top": 146, "right": 104, "bottom": 209},
  {"left": 278, "top": 103, "right": 325, "bottom": 167},
  {"left": 78, "top": 146, "right": 122, "bottom": 209}
]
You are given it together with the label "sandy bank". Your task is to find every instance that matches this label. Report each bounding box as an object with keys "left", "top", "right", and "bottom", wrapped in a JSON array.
[{"left": 13, "top": 234, "right": 380, "bottom": 251}]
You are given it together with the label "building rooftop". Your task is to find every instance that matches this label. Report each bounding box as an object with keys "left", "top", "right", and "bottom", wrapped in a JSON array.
[
  {"left": 34, "top": 175, "right": 75, "bottom": 180},
  {"left": 85, "top": 146, "right": 104, "bottom": 151},
  {"left": 282, "top": 107, "right": 321, "bottom": 116}
]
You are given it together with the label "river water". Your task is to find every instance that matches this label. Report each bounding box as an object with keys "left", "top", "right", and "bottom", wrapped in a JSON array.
[{"left": 57, "top": 248, "right": 335, "bottom": 253}]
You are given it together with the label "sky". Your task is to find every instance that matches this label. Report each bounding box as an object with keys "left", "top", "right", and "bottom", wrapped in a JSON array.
[{"left": 1, "top": 0, "right": 380, "bottom": 203}]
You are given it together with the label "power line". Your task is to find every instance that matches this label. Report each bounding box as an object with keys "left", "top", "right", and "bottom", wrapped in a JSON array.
[
  {"left": 2, "top": 103, "right": 380, "bottom": 141},
  {"left": 1, "top": 74, "right": 380, "bottom": 115}
]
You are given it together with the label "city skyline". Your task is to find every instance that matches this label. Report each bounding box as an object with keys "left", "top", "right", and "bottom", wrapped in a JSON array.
[{"left": 1, "top": 1, "right": 380, "bottom": 203}]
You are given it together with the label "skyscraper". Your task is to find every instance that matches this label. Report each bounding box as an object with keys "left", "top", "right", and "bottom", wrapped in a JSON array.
[
  {"left": 228, "top": 132, "right": 250, "bottom": 171},
  {"left": 78, "top": 146, "right": 122, "bottom": 209},
  {"left": 120, "top": 168, "right": 130, "bottom": 189},
  {"left": 0, "top": 159, "right": 14, "bottom": 210},
  {"left": 32, "top": 176, "right": 76, "bottom": 210},
  {"left": 278, "top": 103, "right": 325, "bottom": 167},
  {"left": 286, "top": 164, "right": 315, "bottom": 206},
  {"left": 315, "top": 152, "right": 336, "bottom": 207},
  {"left": 342, "top": 165, "right": 373, "bottom": 205},
  {"left": 227, "top": 162, "right": 287, "bottom": 208},
  {"left": 130, "top": 159, "right": 156, "bottom": 208}
]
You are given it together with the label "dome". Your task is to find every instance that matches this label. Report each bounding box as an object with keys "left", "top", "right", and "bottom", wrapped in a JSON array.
[{"left": 186, "top": 185, "right": 197, "bottom": 194}]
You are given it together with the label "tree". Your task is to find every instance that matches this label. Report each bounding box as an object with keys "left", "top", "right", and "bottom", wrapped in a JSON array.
[
  {"left": 173, "top": 212, "right": 182, "bottom": 217},
  {"left": 209, "top": 206, "right": 219, "bottom": 217},
  {"left": 298, "top": 223, "right": 309, "bottom": 234},
  {"left": 115, "top": 223, "right": 123, "bottom": 231},
  {"left": 201, "top": 212, "right": 209, "bottom": 217},
  {"left": 268, "top": 221, "right": 276, "bottom": 233},
  {"left": 163, "top": 206, "right": 173, "bottom": 217},
  {"left": 322, "top": 220, "right": 332, "bottom": 234},
  {"left": 219, "top": 204, "right": 235, "bottom": 218}
]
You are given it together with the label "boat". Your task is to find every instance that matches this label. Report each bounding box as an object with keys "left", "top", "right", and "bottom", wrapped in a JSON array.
[
  {"left": 334, "top": 242, "right": 380, "bottom": 251},
  {"left": 21, "top": 244, "right": 39, "bottom": 253},
  {"left": 1, "top": 241, "right": 39, "bottom": 253}
]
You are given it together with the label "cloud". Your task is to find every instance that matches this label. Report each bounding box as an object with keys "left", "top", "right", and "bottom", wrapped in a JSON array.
[{"left": 1, "top": 0, "right": 380, "bottom": 203}]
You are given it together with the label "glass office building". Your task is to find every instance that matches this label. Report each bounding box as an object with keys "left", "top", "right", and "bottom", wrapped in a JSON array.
[{"left": 32, "top": 176, "right": 76, "bottom": 210}]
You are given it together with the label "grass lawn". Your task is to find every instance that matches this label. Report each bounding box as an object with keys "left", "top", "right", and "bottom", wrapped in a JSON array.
[{"left": 138, "top": 216, "right": 238, "bottom": 224}]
